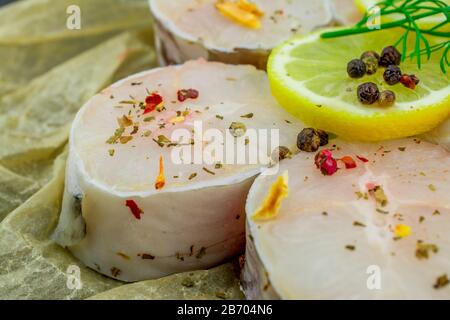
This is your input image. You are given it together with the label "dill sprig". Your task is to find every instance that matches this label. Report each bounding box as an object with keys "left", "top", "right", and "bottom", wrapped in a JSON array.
[{"left": 321, "top": 0, "right": 450, "bottom": 73}]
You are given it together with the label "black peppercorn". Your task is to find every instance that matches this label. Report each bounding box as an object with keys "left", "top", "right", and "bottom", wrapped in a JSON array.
[
  {"left": 347, "top": 59, "right": 366, "bottom": 78},
  {"left": 297, "top": 128, "right": 328, "bottom": 152},
  {"left": 362, "top": 55, "right": 379, "bottom": 75},
  {"left": 379, "top": 46, "right": 401, "bottom": 67},
  {"left": 379, "top": 90, "right": 396, "bottom": 107},
  {"left": 357, "top": 82, "right": 380, "bottom": 105},
  {"left": 383, "top": 65, "right": 402, "bottom": 85},
  {"left": 361, "top": 51, "right": 380, "bottom": 62}
]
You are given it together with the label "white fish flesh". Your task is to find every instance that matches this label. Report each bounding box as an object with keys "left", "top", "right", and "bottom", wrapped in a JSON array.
[
  {"left": 149, "top": 0, "right": 361, "bottom": 69},
  {"left": 53, "top": 59, "right": 302, "bottom": 282},
  {"left": 243, "top": 138, "right": 450, "bottom": 299}
]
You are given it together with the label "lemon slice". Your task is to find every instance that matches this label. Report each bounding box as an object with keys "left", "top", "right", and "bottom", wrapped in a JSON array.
[
  {"left": 268, "top": 28, "right": 450, "bottom": 141},
  {"left": 355, "top": 0, "right": 450, "bottom": 30}
]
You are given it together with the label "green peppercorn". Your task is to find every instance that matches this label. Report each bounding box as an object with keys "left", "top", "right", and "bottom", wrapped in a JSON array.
[
  {"left": 383, "top": 65, "right": 402, "bottom": 85},
  {"left": 362, "top": 55, "right": 378, "bottom": 75},
  {"left": 357, "top": 82, "right": 380, "bottom": 105},
  {"left": 379, "top": 46, "right": 401, "bottom": 67},
  {"left": 297, "top": 128, "right": 328, "bottom": 152},
  {"left": 229, "top": 122, "right": 247, "bottom": 137},
  {"left": 347, "top": 59, "right": 366, "bottom": 78},
  {"left": 360, "top": 51, "right": 380, "bottom": 62},
  {"left": 378, "top": 90, "right": 396, "bottom": 107},
  {"left": 316, "top": 129, "right": 329, "bottom": 147}
]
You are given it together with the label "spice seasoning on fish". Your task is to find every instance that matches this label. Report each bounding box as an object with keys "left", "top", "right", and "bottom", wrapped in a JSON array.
[
  {"left": 177, "top": 89, "right": 199, "bottom": 102},
  {"left": 203, "top": 167, "right": 216, "bottom": 175},
  {"left": 169, "top": 116, "right": 185, "bottom": 124},
  {"left": 229, "top": 121, "right": 247, "bottom": 137},
  {"left": 272, "top": 146, "right": 292, "bottom": 161},
  {"left": 189, "top": 173, "right": 197, "bottom": 180},
  {"left": 155, "top": 156, "right": 166, "bottom": 190},
  {"left": 216, "top": 0, "right": 264, "bottom": 29},
  {"left": 252, "top": 171, "right": 289, "bottom": 221},
  {"left": 297, "top": 128, "right": 328, "bottom": 152},
  {"left": 125, "top": 199, "right": 143, "bottom": 220},
  {"left": 144, "top": 116, "right": 155, "bottom": 122},
  {"left": 369, "top": 186, "right": 388, "bottom": 207},
  {"left": 340, "top": 156, "right": 357, "bottom": 169},
  {"left": 106, "top": 128, "right": 125, "bottom": 144},
  {"left": 120, "top": 100, "right": 139, "bottom": 105},
  {"left": 433, "top": 275, "right": 449, "bottom": 289},
  {"left": 196, "top": 247, "right": 207, "bottom": 259},
  {"left": 394, "top": 224, "right": 412, "bottom": 238},
  {"left": 141, "top": 253, "right": 155, "bottom": 260},
  {"left": 117, "top": 252, "right": 130, "bottom": 260},
  {"left": 119, "top": 136, "right": 133, "bottom": 144},
  {"left": 130, "top": 125, "right": 139, "bottom": 135},
  {"left": 153, "top": 135, "right": 172, "bottom": 148},
  {"left": 144, "top": 93, "right": 163, "bottom": 114},
  {"left": 314, "top": 149, "right": 338, "bottom": 176},
  {"left": 110, "top": 267, "right": 121, "bottom": 278},
  {"left": 117, "top": 115, "right": 133, "bottom": 128},
  {"left": 416, "top": 241, "right": 439, "bottom": 260},
  {"left": 356, "top": 155, "right": 369, "bottom": 163}
]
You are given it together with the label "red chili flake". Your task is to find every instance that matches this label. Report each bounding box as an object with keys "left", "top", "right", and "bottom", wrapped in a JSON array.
[
  {"left": 356, "top": 155, "right": 369, "bottom": 163},
  {"left": 125, "top": 200, "right": 143, "bottom": 220},
  {"left": 144, "top": 93, "right": 163, "bottom": 114},
  {"left": 400, "top": 74, "right": 420, "bottom": 90},
  {"left": 315, "top": 149, "right": 338, "bottom": 176},
  {"left": 177, "top": 89, "right": 199, "bottom": 102},
  {"left": 341, "top": 156, "right": 357, "bottom": 169}
]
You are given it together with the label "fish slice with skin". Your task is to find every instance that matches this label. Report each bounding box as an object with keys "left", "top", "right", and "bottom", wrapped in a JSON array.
[
  {"left": 149, "top": 0, "right": 361, "bottom": 69},
  {"left": 243, "top": 138, "right": 450, "bottom": 299},
  {"left": 53, "top": 59, "right": 303, "bottom": 282}
]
